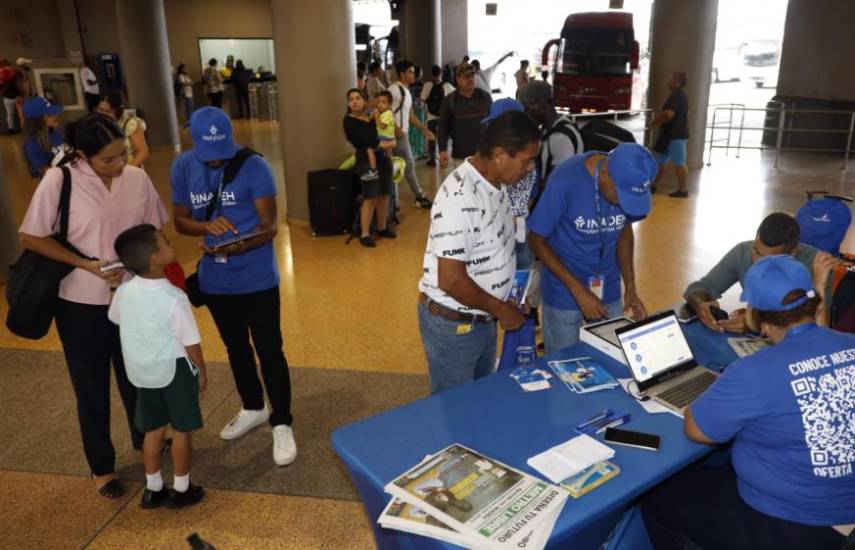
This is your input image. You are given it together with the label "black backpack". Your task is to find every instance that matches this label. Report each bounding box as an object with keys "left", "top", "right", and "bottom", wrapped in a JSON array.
[
  {"left": 426, "top": 81, "right": 445, "bottom": 116},
  {"left": 540, "top": 118, "right": 584, "bottom": 188}
]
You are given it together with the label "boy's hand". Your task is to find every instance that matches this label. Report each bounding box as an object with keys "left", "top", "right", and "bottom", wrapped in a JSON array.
[{"left": 198, "top": 370, "right": 207, "bottom": 393}]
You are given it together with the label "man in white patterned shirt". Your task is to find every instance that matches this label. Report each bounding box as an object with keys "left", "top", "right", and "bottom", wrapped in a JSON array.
[{"left": 418, "top": 111, "right": 541, "bottom": 394}]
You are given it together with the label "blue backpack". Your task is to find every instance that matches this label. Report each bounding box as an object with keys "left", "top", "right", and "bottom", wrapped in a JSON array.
[{"left": 796, "top": 191, "right": 852, "bottom": 255}]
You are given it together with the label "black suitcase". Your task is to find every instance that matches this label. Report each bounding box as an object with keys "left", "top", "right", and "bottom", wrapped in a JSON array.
[
  {"left": 307, "top": 169, "right": 358, "bottom": 236},
  {"left": 580, "top": 119, "right": 636, "bottom": 152}
]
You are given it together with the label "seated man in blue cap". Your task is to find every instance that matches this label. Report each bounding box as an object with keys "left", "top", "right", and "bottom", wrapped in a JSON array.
[
  {"left": 527, "top": 143, "right": 658, "bottom": 352},
  {"left": 642, "top": 254, "right": 855, "bottom": 550}
]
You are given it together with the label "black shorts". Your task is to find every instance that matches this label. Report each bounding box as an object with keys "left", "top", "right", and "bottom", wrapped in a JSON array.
[{"left": 135, "top": 358, "right": 203, "bottom": 433}]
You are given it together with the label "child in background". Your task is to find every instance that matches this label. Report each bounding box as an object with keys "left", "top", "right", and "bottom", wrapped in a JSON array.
[
  {"left": 365, "top": 90, "right": 397, "bottom": 180},
  {"left": 109, "top": 224, "right": 207, "bottom": 509}
]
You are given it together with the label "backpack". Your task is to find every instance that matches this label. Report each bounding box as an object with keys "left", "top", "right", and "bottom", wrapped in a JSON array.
[
  {"left": 426, "top": 81, "right": 445, "bottom": 116},
  {"left": 542, "top": 118, "right": 583, "bottom": 183},
  {"left": 796, "top": 191, "right": 852, "bottom": 256},
  {"left": 579, "top": 119, "right": 635, "bottom": 153}
]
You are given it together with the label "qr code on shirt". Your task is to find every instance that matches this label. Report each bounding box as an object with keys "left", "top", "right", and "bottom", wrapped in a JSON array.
[{"left": 791, "top": 364, "right": 855, "bottom": 478}]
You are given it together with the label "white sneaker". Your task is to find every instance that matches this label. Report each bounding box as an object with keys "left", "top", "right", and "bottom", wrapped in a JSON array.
[
  {"left": 272, "top": 425, "right": 297, "bottom": 466},
  {"left": 219, "top": 406, "right": 270, "bottom": 440}
]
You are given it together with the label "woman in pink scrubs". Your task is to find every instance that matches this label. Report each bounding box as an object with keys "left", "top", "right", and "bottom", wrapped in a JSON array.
[{"left": 18, "top": 114, "right": 168, "bottom": 498}]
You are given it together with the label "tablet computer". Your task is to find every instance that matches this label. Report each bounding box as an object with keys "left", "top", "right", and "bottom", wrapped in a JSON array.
[{"left": 210, "top": 229, "right": 268, "bottom": 251}]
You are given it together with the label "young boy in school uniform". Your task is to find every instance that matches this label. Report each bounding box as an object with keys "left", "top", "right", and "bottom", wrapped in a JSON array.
[{"left": 109, "top": 224, "right": 208, "bottom": 509}]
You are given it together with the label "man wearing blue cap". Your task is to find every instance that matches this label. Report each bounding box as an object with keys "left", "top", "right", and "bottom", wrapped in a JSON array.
[
  {"left": 643, "top": 255, "right": 855, "bottom": 549},
  {"left": 170, "top": 107, "right": 296, "bottom": 466},
  {"left": 528, "top": 143, "right": 658, "bottom": 352}
]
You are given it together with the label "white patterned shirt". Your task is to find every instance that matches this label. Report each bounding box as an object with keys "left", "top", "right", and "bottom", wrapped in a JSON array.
[{"left": 419, "top": 160, "right": 516, "bottom": 314}]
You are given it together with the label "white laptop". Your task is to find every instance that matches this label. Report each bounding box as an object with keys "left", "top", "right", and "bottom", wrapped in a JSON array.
[{"left": 614, "top": 310, "right": 718, "bottom": 415}]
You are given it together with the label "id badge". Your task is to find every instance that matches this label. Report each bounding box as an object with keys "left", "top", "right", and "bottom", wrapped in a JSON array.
[
  {"left": 515, "top": 216, "right": 526, "bottom": 243},
  {"left": 588, "top": 275, "right": 604, "bottom": 300},
  {"left": 214, "top": 253, "right": 228, "bottom": 264}
]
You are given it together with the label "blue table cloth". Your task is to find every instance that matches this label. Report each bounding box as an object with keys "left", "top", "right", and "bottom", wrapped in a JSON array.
[{"left": 332, "top": 320, "right": 738, "bottom": 549}]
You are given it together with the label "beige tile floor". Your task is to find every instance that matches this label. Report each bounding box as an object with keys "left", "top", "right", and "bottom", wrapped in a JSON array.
[{"left": 1, "top": 120, "right": 854, "bottom": 548}]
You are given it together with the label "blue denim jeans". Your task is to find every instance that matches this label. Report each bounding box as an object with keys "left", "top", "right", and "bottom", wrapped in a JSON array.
[
  {"left": 417, "top": 302, "right": 497, "bottom": 394},
  {"left": 542, "top": 299, "right": 624, "bottom": 354}
]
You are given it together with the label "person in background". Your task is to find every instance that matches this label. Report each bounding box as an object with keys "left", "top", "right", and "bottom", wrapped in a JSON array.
[
  {"left": 13, "top": 58, "right": 33, "bottom": 129},
  {"left": 683, "top": 212, "right": 823, "bottom": 334},
  {"left": 203, "top": 58, "right": 225, "bottom": 108},
  {"left": 388, "top": 60, "right": 435, "bottom": 209},
  {"left": 232, "top": 60, "right": 253, "bottom": 120},
  {"left": 421, "top": 65, "right": 455, "bottom": 166},
  {"left": 514, "top": 60, "right": 530, "bottom": 89},
  {"left": 472, "top": 51, "right": 513, "bottom": 94},
  {"left": 356, "top": 69, "right": 366, "bottom": 95},
  {"left": 518, "top": 80, "right": 583, "bottom": 191},
  {"left": 528, "top": 144, "right": 658, "bottom": 352},
  {"left": 170, "top": 107, "right": 297, "bottom": 466},
  {"left": 110, "top": 224, "right": 207, "bottom": 509},
  {"left": 343, "top": 88, "right": 396, "bottom": 248},
  {"left": 441, "top": 64, "right": 453, "bottom": 85},
  {"left": 220, "top": 55, "right": 234, "bottom": 80},
  {"left": 176, "top": 64, "right": 194, "bottom": 121},
  {"left": 643, "top": 254, "right": 854, "bottom": 550},
  {"left": 18, "top": 113, "right": 168, "bottom": 499},
  {"left": 77, "top": 59, "right": 100, "bottom": 112},
  {"left": 1, "top": 59, "right": 20, "bottom": 134},
  {"left": 437, "top": 63, "right": 492, "bottom": 169},
  {"left": 366, "top": 61, "right": 386, "bottom": 103},
  {"left": 541, "top": 70, "right": 549, "bottom": 82},
  {"left": 650, "top": 71, "right": 690, "bottom": 198},
  {"left": 95, "top": 91, "right": 150, "bottom": 168},
  {"left": 22, "top": 97, "right": 71, "bottom": 178},
  {"left": 418, "top": 110, "right": 539, "bottom": 393}
]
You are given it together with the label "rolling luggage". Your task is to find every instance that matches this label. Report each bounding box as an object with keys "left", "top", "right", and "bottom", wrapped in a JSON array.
[{"left": 308, "top": 169, "right": 358, "bottom": 236}]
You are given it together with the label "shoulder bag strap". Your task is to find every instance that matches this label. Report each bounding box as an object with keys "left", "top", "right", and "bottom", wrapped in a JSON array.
[
  {"left": 57, "top": 166, "right": 72, "bottom": 240},
  {"left": 203, "top": 147, "right": 261, "bottom": 221}
]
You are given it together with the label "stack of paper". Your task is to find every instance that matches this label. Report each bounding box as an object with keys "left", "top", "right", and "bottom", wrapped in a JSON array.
[
  {"left": 527, "top": 434, "right": 616, "bottom": 485},
  {"left": 548, "top": 357, "right": 619, "bottom": 393},
  {"left": 378, "top": 444, "right": 567, "bottom": 549}
]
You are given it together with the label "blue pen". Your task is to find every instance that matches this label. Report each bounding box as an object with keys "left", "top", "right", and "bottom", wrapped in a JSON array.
[
  {"left": 595, "top": 414, "right": 631, "bottom": 434},
  {"left": 577, "top": 408, "right": 614, "bottom": 430}
]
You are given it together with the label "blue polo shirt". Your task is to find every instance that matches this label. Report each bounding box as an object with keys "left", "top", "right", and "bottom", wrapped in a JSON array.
[
  {"left": 23, "top": 130, "right": 65, "bottom": 178},
  {"left": 692, "top": 323, "right": 855, "bottom": 526},
  {"left": 527, "top": 152, "right": 642, "bottom": 310},
  {"left": 170, "top": 147, "right": 279, "bottom": 295}
]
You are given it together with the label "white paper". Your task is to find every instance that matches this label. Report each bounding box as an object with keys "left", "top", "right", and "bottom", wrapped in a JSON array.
[
  {"left": 618, "top": 378, "right": 684, "bottom": 417},
  {"left": 527, "top": 434, "right": 615, "bottom": 484}
]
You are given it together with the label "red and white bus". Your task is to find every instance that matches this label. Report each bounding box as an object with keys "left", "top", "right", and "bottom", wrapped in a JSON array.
[{"left": 542, "top": 12, "right": 640, "bottom": 112}]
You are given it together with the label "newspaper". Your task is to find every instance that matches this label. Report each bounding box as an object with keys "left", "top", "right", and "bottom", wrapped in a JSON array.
[{"left": 384, "top": 444, "right": 568, "bottom": 550}]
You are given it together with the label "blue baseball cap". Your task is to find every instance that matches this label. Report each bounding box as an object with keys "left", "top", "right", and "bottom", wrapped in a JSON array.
[
  {"left": 482, "top": 98, "right": 523, "bottom": 124},
  {"left": 740, "top": 255, "right": 816, "bottom": 311},
  {"left": 22, "top": 97, "right": 63, "bottom": 119},
  {"left": 607, "top": 143, "right": 658, "bottom": 217},
  {"left": 189, "top": 107, "right": 236, "bottom": 162}
]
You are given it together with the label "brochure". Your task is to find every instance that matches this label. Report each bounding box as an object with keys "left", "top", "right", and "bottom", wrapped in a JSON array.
[
  {"left": 548, "top": 357, "right": 619, "bottom": 393},
  {"left": 509, "top": 367, "right": 552, "bottom": 392},
  {"left": 379, "top": 498, "right": 474, "bottom": 548},
  {"left": 560, "top": 460, "right": 620, "bottom": 498},
  {"left": 384, "top": 444, "right": 568, "bottom": 550},
  {"left": 526, "top": 434, "right": 615, "bottom": 485},
  {"left": 506, "top": 270, "right": 533, "bottom": 305}
]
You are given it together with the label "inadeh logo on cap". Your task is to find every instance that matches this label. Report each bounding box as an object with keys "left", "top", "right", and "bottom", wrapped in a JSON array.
[
  {"left": 631, "top": 180, "right": 650, "bottom": 194},
  {"left": 202, "top": 124, "right": 226, "bottom": 142}
]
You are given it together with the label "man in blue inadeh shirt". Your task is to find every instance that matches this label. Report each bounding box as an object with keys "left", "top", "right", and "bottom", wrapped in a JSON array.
[
  {"left": 527, "top": 143, "right": 658, "bottom": 353},
  {"left": 170, "top": 107, "right": 296, "bottom": 467},
  {"left": 642, "top": 255, "right": 855, "bottom": 549}
]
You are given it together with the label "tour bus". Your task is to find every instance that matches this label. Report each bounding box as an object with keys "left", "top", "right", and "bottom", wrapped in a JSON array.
[{"left": 541, "top": 12, "right": 640, "bottom": 112}]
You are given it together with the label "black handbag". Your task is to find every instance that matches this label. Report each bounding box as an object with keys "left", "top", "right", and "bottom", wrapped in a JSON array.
[
  {"left": 5, "top": 166, "right": 89, "bottom": 339},
  {"left": 185, "top": 147, "right": 260, "bottom": 308},
  {"left": 652, "top": 131, "right": 671, "bottom": 154}
]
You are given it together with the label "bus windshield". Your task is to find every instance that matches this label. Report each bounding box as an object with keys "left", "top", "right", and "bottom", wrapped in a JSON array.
[{"left": 560, "top": 27, "right": 633, "bottom": 77}]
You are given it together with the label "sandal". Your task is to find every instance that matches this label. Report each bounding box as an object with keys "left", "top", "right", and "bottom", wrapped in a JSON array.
[{"left": 95, "top": 477, "right": 125, "bottom": 499}]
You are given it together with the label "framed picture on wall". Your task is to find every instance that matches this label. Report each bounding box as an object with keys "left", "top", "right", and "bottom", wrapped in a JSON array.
[{"left": 33, "top": 68, "right": 85, "bottom": 111}]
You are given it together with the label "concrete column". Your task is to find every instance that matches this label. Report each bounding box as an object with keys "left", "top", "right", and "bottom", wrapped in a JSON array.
[
  {"left": 114, "top": 0, "right": 179, "bottom": 151},
  {"left": 441, "top": 0, "right": 468, "bottom": 67},
  {"left": 271, "top": 0, "right": 355, "bottom": 221},
  {"left": 648, "top": 0, "right": 718, "bottom": 168},
  {"left": 401, "top": 0, "right": 441, "bottom": 70},
  {"left": 0, "top": 155, "right": 19, "bottom": 283}
]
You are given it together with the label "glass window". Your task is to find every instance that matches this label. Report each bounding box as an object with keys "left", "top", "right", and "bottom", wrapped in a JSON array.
[{"left": 198, "top": 38, "right": 276, "bottom": 75}]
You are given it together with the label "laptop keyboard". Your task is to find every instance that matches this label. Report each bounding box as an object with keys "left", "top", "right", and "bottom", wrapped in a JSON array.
[{"left": 657, "top": 371, "right": 718, "bottom": 409}]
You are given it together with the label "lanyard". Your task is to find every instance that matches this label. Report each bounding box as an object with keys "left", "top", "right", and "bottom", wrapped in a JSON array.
[{"left": 592, "top": 159, "right": 607, "bottom": 274}]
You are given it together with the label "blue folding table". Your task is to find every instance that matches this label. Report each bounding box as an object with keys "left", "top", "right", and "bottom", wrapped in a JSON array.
[{"left": 332, "top": 320, "right": 738, "bottom": 549}]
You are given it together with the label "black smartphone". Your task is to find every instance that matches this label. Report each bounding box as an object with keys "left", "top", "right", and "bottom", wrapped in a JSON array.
[
  {"left": 709, "top": 306, "right": 729, "bottom": 322},
  {"left": 604, "top": 427, "right": 661, "bottom": 451},
  {"left": 676, "top": 303, "right": 697, "bottom": 323}
]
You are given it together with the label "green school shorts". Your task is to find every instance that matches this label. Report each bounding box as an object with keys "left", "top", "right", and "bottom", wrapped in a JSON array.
[{"left": 135, "top": 358, "right": 203, "bottom": 433}]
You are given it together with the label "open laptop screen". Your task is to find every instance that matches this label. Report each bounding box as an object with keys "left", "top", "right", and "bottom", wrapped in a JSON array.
[{"left": 616, "top": 312, "right": 695, "bottom": 384}]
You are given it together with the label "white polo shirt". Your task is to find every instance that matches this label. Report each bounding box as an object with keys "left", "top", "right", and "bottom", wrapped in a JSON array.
[
  {"left": 388, "top": 81, "right": 412, "bottom": 132},
  {"left": 419, "top": 160, "right": 516, "bottom": 315},
  {"left": 80, "top": 67, "right": 99, "bottom": 95}
]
